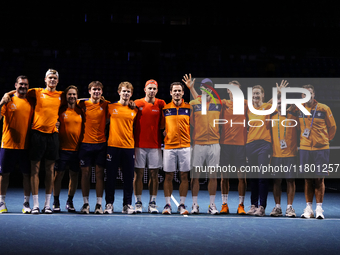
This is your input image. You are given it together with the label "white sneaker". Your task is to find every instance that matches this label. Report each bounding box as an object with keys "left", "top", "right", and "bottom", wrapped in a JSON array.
[
  {"left": 285, "top": 207, "right": 296, "bottom": 217},
  {"left": 148, "top": 201, "right": 159, "bottom": 214},
  {"left": 207, "top": 205, "right": 219, "bottom": 215},
  {"left": 135, "top": 201, "right": 143, "bottom": 213},
  {"left": 177, "top": 204, "right": 189, "bottom": 215},
  {"left": 254, "top": 206, "right": 265, "bottom": 217},
  {"left": 301, "top": 206, "right": 314, "bottom": 219},
  {"left": 270, "top": 206, "right": 282, "bottom": 217},
  {"left": 0, "top": 202, "right": 8, "bottom": 213},
  {"left": 104, "top": 204, "right": 113, "bottom": 214},
  {"left": 191, "top": 204, "right": 199, "bottom": 214},
  {"left": 94, "top": 204, "right": 103, "bottom": 214},
  {"left": 247, "top": 205, "right": 257, "bottom": 215},
  {"left": 315, "top": 207, "right": 325, "bottom": 219},
  {"left": 22, "top": 202, "right": 31, "bottom": 214},
  {"left": 162, "top": 204, "right": 172, "bottom": 214},
  {"left": 122, "top": 204, "right": 135, "bottom": 214}
]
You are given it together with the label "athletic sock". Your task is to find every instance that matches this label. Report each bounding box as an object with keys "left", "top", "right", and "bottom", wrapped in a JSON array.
[
  {"left": 96, "top": 197, "right": 102, "bottom": 205},
  {"left": 67, "top": 195, "right": 73, "bottom": 202},
  {"left": 83, "top": 196, "right": 89, "bottom": 204},
  {"left": 24, "top": 196, "right": 30, "bottom": 203},
  {"left": 307, "top": 202, "right": 313, "bottom": 208},
  {"left": 44, "top": 194, "right": 51, "bottom": 208},
  {"left": 221, "top": 194, "right": 228, "bottom": 204},
  {"left": 0, "top": 195, "right": 5, "bottom": 203},
  {"left": 209, "top": 195, "right": 216, "bottom": 207},
  {"left": 192, "top": 196, "right": 198, "bottom": 205},
  {"left": 33, "top": 195, "right": 39, "bottom": 208},
  {"left": 180, "top": 196, "right": 186, "bottom": 205},
  {"left": 54, "top": 195, "right": 59, "bottom": 202},
  {"left": 239, "top": 196, "right": 245, "bottom": 205},
  {"left": 275, "top": 204, "right": 281, "bottom": 209},
  {"left": 165, "top": 196, "right": 171, "bottom": 205},
  {"left": 316, "top": 203, "right": 322, "bottom": 209},
  {"left": 150, "top": 195, "right": 157, "bottom": 203},
  {"left": 135, "top": 195, "right": 142, "bottom": 203},
  {"left": 287, "top": 204, "right": 292, "bottom": 209}
]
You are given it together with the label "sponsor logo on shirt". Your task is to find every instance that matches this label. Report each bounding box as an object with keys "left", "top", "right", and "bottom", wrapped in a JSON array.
[{"left": 112, "top": 109, "right": 118, "bottom": 114}]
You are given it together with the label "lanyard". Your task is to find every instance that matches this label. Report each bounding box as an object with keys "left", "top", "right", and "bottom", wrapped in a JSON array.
[
  {"left": 278, "top": 115, "right": 286, "bottom": 141},
  {"left": 302, "top": 104, "right": 318, "bottom": 128}
]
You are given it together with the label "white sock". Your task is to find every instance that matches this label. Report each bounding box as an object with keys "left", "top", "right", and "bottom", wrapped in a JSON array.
[
  {"left": 221, "top": 194, "right": 228, "bottom": 204},
  {"left": 209, "top": 195, "right": 216, "bottom": 207},
  {"left": 192, "top": 196, "right": 198, "bottom": 205},
  {"left": 307, "top": 202, "right": 313, "bottom": 208},
  {"left": 0, "top": 195, "right": 5, "bottom": 203},
  {"left": 150, "top": 195, "right": 157, "bottom": 203},
  {"left": 287, "top": 204, "right": 292, "bottom": 209},
  {"left": 44, "top": 194, "right": 51, "bottom": 208},
  {"left": 275, "top": 204, "right": 281, "bottom": 209},
  {"left": 316, "top": 203, "right": 322, "bottom": 209},
  {"left": 97, "top": 197, "right": 102, "bottom": 205},
  {"left": 83, "top": 196, "right": 89, "bottom": 204},
  {"left": 24, "top": 196, "right": 30, "bottom": 203},
  {"left": 239, "top": 196, "right": 245, "bottom": 205},
  {"left": 33, "top": 195, "right": 39, "bottom": 208},
  {"left": 135, "top": 195, "right": 142, "bottom": 203},
  {"left": 165, "top": 196, "right": 171, "bottom": 205},
  {"left": 180, "top": 196, "right": 186, "bottom": 205}
]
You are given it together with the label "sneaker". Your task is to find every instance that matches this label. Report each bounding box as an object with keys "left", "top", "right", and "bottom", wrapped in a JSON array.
[
  {"left": 53, "top": 200, "right": 61, "bottom": 213},
  {"left": 237, "top": 204, "right": 246, "bottom": 215},
  {"left": 135, "top": 201, "right": 143, "bottom": 213},
  {"left": 66, "top": 200, "right": 76, "bottom": 213},
  {"left": 301, "top": 206, "right": 314, "bottom": 219},
  {"left": 191, "top": 204, "right": 199, "bottom": 214},
  {"left": 162, "top": 204, "right": 172, "bottom": 215},
  {"left": 0, "top": 202, "right": 8, "bottom": 213},
  {"left": 80, "top": 203, "right": 90, "bottom": 214},
  {"left": 246, "top": 205, "right": 257, "bottom": 215},
  {"left": 31, "top": 207, "right": 40, "bottom": 214},
  {"left": 122, "top": 204, "right": 135, "bottom": 214},
  {"left": 22, "top": 202, "right": 31, "bottom": 214},
  {"left": 285, "top": 207, "right": 296, "bottom": 217},
  {"left": 254, "top": 206, "right": 265, "bottom": 217},
  {"left": 208, "top": 205, "right": 219, "bottom": 215},
  {"left": 315, "top": 207, "right": 325, "bottom": 219},
  {"left": 42, "top": 206, "right": 53, "bottom": 214},
  {"left": 177, "top": 204, "right": 189, "bottom": 215},
  {"left": 148, "top": 201, "right": 159, "bottom": 214},
  {"left": 220, "top": 203, "right": 229, "bottom": 214},
  {"left": 94, "top": 204, "right": 103, "bottom": 214},
  {"left": 104, "top": 203, "right": 113, "bottom": 214},
  {"left": 270, "top": 206, "right": 283, "bottom": 217}
]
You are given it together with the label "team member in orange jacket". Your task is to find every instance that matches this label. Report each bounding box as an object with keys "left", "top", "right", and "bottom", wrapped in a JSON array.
[
  {"left": 299, "top": 84, "right": 336, "bottom": 219},
  {"left": 0, "top": 75, "right": 33, "bottom": 214},
  {"left": 161, "top": 82, "right": 191, "bottom": 215}
]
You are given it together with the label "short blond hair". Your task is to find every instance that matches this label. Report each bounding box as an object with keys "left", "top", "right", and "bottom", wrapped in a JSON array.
[{"left": 118, "top": 81, "right": 134, "bottom": 93}]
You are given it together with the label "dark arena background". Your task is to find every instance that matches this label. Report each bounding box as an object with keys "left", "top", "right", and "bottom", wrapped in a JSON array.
[{"left": 1, "top": 2, "right": 340, "bottom": 255}]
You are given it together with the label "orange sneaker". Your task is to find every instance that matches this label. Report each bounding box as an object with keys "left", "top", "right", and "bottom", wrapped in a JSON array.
[
  {"left": 237, "top": 204, "right": 246, "bottom": 215},
  {"left": 220, "top": 203, "right": 229, "bottom": 214}
]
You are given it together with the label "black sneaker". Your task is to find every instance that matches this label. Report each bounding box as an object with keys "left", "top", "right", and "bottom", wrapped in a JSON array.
[
  {"left": 42, "top": 206, "right": 53, "bottom": 214},
  {"left": 53, "top": 200, "right": 61, "bottom": 213},
  {"left": 66, "top": 200, "right": 76, "bottom": 213}
]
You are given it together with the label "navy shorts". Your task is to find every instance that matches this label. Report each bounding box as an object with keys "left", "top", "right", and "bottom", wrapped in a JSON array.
[
  {"left": 246, "top": 140, "right": 272, "bottom": 178},
  {"left": 55, "top": 150, "right": 80, "bottom": 172},
  {"left": 299, "top": 149, "right": 330, "bottom": 178},
  {"left": 30, "top": 130, "right": 59, "bottom": 161},
  {"left": 271, "top": 157, "right": 297, "bottom": 179},
  {"left": 0, "top": 148, "right": 30, "bottom": 174},
  {"left": 79, "top": 142, "right": 107, "bottom": 168}
]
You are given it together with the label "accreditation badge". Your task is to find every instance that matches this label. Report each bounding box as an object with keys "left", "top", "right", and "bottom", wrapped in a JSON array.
[
  {"left": 280, "top": 139, "right": 288, "bottom": 149},
  {"left": 302, "top": 128, "right": 311, "bottom": 138}
]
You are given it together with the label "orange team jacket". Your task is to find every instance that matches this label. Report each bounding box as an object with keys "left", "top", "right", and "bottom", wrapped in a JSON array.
[
  {"left": 134, "top": 98, "right": 166, "bottom": 148},
  {"left": 162, "top": 100, "right": 190, "bottom": 150},
  {"left": 271, "top": 111, "right": 299, "bottom": 157},
  {"left": 190, "top": 97, "right": 221, "bottom": 145},
  {"left": 298, "top": 100, "right": 337, "bottom": 151},
  {"left": 59, "top": 105, "right": 84, "bottom": 151},
  {"left": 1, "top": 95, "right": 34, "bottom": 149},
  {"left": 246, "top": 102, "right": 273, "bottom": 144},
  {"left": 107, "top": 101, "right": 138, "bottom": 149},
  {"left": 77, "top": 99, "right": 109, "bottom": 144},
  {"left": 27, "top": 88, "right": 63, "bottom": 133},
  {"left": 220, "top": 99, "right": 248, "bottom": 146}
]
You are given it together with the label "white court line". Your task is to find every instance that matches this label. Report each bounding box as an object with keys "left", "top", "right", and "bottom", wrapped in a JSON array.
[
  {"left": 2, "top": 213, "right": 340, "bottom": 221},
  {"left": 171, "top": 194, "right": 188, "bottom": 217}
]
